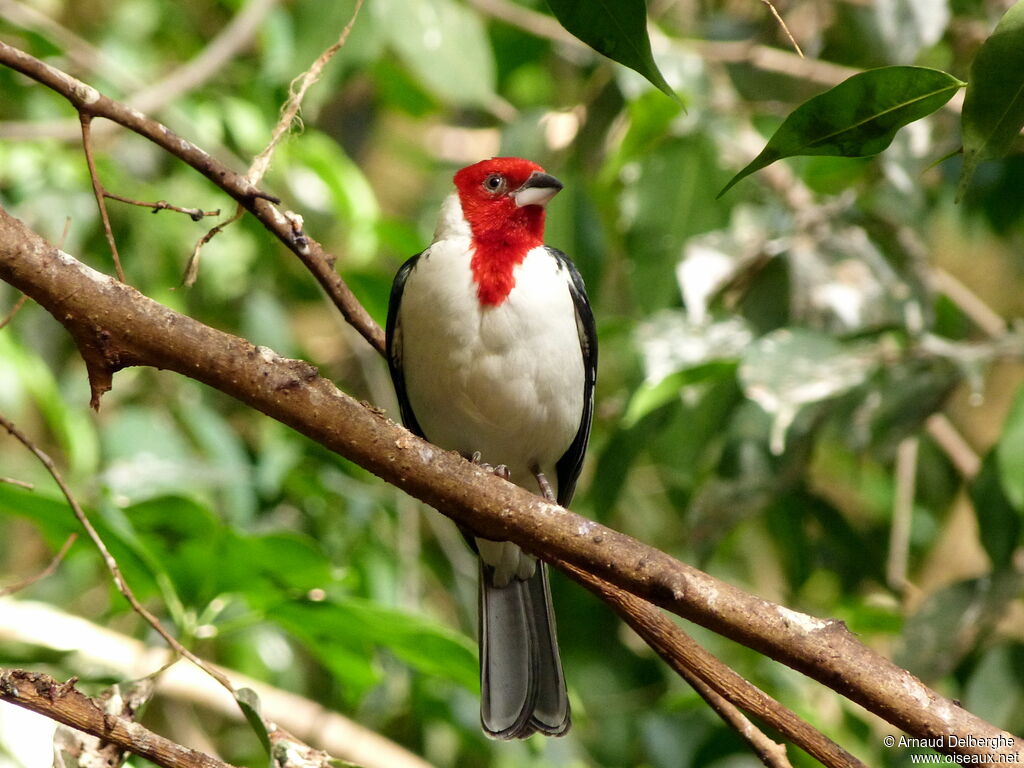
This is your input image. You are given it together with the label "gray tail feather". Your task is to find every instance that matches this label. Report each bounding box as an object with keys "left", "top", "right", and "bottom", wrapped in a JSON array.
[{"left": 478, "top": 561, "right": 571, "bottom": 739}]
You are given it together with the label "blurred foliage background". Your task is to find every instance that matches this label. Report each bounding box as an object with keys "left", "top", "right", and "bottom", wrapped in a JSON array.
[{"left": 1, "top": 0, "right": 1024, "bottom": 766}]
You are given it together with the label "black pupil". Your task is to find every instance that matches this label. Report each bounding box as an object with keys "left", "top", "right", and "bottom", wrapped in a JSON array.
[{"left": 487, "top": 176, "right": 501, "bottom": 189}]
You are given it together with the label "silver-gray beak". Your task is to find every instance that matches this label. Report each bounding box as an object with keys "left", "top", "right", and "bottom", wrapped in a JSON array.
[{"left": 513, "top": 171, "right": 563, "bottom": 208}]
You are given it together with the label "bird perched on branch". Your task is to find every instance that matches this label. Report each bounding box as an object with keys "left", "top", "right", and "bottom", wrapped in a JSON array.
[{"left": 385, "top": 157, "right": 597, "bottom": 739}]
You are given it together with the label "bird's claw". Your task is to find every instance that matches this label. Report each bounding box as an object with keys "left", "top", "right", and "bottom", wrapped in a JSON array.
[{"left": 471, "top": 451, "right": 511, "bottom": 481}]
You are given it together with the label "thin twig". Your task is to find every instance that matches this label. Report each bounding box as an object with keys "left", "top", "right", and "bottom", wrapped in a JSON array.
[
  {"left": 760, "top": 0, "right": 804, "bottom": 58},
  {"left": 0, "top": 534, "right": 77, "bottom": 597},
  {"left": 180, "top": 210, "right": 244, "bottom": 287},
  {"left": 925, "top": 413, "right": 981, "bottom": 480},
  {"left": 247, "top": 0, "right": 365, "bottom": 186},
  {"left": 79, "top": 114, "right": 126, "bottom": 282},
  {"left": 103, "top": 192, "right": 220, "bottom": 222},
  {"left": 931, "top": 267, "right": 1007, "bottom": 339},
  {"left": 0, "top": 293, "right": 28, "bottom": 330},
  {"left": 887, "top": 436, "right": 918, "bottom": 593},
  {"left": 0, "top": 412, "right": 235, "bottom": 694},
  {"left": 0, "top": 477, "right": 34, "bottom": 489},
  {"left": 185, "top": 0, "right": 366, "bottom": 298}
]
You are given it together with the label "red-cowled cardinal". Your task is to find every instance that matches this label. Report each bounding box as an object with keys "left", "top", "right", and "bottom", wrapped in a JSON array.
[{"left": 385, "top": 157, "right": 596, "bottom": 738}]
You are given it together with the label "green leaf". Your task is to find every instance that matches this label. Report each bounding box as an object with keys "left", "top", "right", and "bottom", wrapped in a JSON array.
[
  {"left": 971, "top": 452, "right": 1021, "bottom": 572},
  {"left": 959, "top": 0, "right": 1024, "bottom": 199},
  {"left": 545, "top": 0, "right": 678, "bottom": 102},
  {"left": 964, "top": 645, "right": 1024, "bottom": 729},
  {"left": 897, "top": 573, "right": 1023, "bottom": 679},
  {"left": 270, "top": 598, "right": 478, "bottom": 696},
  {"left": 379, "top": 0, "right": 496, "bottom": 108},
  {"left": 624, "top": 362, "right": 736, "bottom": 427},
  {"left": 719, "top": 66, "right": 964, "bottom": 197},
  {"left": 234, "top": 687, "right": 271, "bottom": 755},
  {"left": 996, "top": 383, "right": 1024, "bottom": 512},
  {"left": 970, "top": 454, "right": 1019, "bottom": 573},
  {"left": 738, "top": 329, "right": 877, "bottom": 454}
]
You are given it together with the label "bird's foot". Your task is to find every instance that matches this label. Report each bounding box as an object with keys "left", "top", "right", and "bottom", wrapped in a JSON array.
[
  {"left": 471, "top": 451, "right": 511, "bottom": 481},
  {"left": 531, "top": 466, "right": 555, "bottom": 503}
]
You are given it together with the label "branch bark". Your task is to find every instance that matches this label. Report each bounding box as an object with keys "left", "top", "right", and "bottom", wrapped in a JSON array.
[
  {"left": 0, "top": 599, "right": 434, "bottom": 768},
  {"left": 1, "top": 206, "right": 1019, "bottom": 764},
  {"left": 1, "top": 37, "right": 1020, "bottom": 766},
  {"left": 0, "top": 40, "right": 383, "bottom": 357},
  {"left": 0, "top": 669, "right": 238, "bottom": 768}
]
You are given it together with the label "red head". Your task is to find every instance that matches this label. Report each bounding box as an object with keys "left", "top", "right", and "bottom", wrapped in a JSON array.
[{"left": 452, "top": 157, "right": 563, "bottom": 306}]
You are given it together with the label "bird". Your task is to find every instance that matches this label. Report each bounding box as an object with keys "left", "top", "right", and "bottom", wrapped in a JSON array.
[{"left": 385, "top": 157, "right": 597, "bottom": 739}]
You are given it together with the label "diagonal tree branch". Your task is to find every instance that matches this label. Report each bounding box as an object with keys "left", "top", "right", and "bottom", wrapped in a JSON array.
[
  {"left": 0, "top": 669, "right": 240, "bottom": 768},
  {"left": 0, "top": 599, "right": 433, "bottom": 768},
  {"left": 1, "top": 38, "right": 1020, "bottom": 765},
  {"left": 0, "top": 206, "right": 1019, "bottom": 764},
  {"left": 0, "top": 40, "right": 384, "bottom": 357}
]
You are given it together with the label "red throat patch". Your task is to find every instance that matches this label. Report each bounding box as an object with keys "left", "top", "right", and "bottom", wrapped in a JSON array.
[{"left": 470, "top": 237, "right": 532, "bottom": 306}]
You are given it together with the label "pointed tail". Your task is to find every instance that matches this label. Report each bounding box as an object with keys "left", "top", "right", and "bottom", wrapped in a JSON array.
[{"left": 478, "top": 561, "right": 570, "bottom": 739}]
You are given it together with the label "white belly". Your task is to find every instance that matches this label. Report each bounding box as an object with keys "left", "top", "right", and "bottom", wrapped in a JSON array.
[{"left": 398, "top": 240, "right": 586, "bottom": 496}]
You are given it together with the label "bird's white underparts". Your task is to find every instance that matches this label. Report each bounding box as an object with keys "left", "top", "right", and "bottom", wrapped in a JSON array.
[{"left": 386, "top": 157, "right": 597, "bottom": 739}]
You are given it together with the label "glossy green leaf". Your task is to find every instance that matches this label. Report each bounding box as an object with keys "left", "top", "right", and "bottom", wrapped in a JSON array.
[
  {"left": 719, "top": 66, "right": 964, "bottom": 196},
  {"left": 545, "top": 0, "right": 678, "bottom": 102},
  {"left": 959, "top": 0, "right": 1024, "bottom": 198}
]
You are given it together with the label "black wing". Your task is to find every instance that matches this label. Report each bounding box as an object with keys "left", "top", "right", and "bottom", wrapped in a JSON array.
[
  {"left": 549, "top": 247, "right": 597, "bottom": 508},
  {"left": 385, "top": 252, "right": 427, "bottom": 439}
]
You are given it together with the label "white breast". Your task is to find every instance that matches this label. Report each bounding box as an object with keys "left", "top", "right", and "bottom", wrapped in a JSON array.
[{"left": 397, "top": 236, "right": 586, "bottom": 496}]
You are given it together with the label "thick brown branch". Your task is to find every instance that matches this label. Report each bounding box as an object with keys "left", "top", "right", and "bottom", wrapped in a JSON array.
[
  {"left": 0, "top": 669, "right": 239, "bottom": 768},
  {"left": 558, "top": 560, "right": 865, "bottom": 768},
  {"left": 0, "top": 40, "right": 383, "bottom": 354},
  {"left": 0, "top": 208, "right": 1019, "bottom": 763}
]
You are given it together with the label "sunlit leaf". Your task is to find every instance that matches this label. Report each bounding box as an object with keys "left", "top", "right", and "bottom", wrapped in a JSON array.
[
  {"left": 624, "top": 362, "right": 737, "bottom": 427},
  {"left": 873, "top": 0, "right": 950, "bottom": 63},
  {"left": 545, "top": 0, "right": 678, "bottom": 102},
  {"left": 719, "top": 66, "right": 964, "bottom": 197},
  {"left": 378, "top": 0, "right": 496, "bottom": 107},
  {"left": 959, "top": 0, "right": 1024, "bottom": 198},
  {"left": 739, "top": 329, "right": 877, "bottom": 454}
]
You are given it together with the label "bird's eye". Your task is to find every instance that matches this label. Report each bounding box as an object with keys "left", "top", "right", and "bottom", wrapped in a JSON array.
[{"left": 483, "top": 174, "right": 505, "bottom": 193}]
